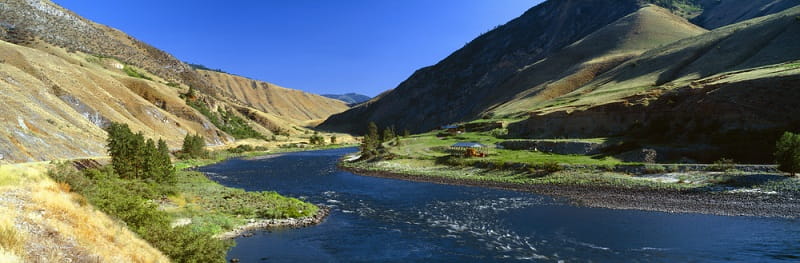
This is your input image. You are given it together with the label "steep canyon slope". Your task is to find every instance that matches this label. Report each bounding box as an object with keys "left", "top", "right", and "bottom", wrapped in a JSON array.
[
  {"left": 0, "top": 0, "right": 349, "bottom": 163},
  {"left": 320, "top": 0, "right": 800, "bottom": 135}
]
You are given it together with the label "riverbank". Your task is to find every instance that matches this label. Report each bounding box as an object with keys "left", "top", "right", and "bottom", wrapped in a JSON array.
[
  {"left": 175, "top": 147, "right": 350, "bottom": 239},
  {"left": 341, "top": 163, "right": 800, "bottom": 218},
  {"left": 216, "top": 206, "right": 331, "bottom": 240}
]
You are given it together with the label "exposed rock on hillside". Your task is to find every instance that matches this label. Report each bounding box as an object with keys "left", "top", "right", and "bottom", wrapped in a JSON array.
[{"left": 0, "top": 0, "right": 214, "bottom": 94}]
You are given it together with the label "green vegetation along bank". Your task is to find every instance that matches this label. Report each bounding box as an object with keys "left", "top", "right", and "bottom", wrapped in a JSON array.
[
  {"left": 342, "top": 129, "right": 800, "bottom": 218},
  {"left": 45, "top": 123, "right": 338, "bottom": 262}
]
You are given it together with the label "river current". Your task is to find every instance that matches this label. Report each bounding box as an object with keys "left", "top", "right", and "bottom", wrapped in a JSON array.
[{"left": 199, "top": 148, "right": 800, "bottom": 262}]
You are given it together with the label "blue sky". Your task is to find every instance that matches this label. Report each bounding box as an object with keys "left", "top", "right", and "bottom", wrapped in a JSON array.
[{"left": 53, "top": 0, "right": 541, "bottom": 96}]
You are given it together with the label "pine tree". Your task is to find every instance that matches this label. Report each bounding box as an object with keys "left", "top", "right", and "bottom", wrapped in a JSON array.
[
  {"left": 156, "top": 139, "right": 176, "bottom": 184},
  {"left": 367, "top": 122, "right": 379, "bottom": 148},
  {"left": 330, "top": 135, "right": 337, "bottom": 144},
  {"left": 106, "top": 122, "right": 137, "bottom": 179},
  {"left": 181, "top": 133, "right": 206, "bottom": 159},
  {"left": 776, "top": 132, "right": 800, "bottom": 176},
  {"left": 142, "top": 138, "right": 157, "bottom": 181},
  {"left": 382, "top": 127, "right": 395, "bottom": 142}
]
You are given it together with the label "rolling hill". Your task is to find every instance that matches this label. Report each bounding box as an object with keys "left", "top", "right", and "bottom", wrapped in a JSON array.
[
  {"left": 319, "top": 0, "right": 800, "bottom": 135},
  {"left": 0, "top": 0, "right": 349, "bottom": 163}
]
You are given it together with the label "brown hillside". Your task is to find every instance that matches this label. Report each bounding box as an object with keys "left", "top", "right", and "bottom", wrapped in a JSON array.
[
  {"left": 489, "top": 5, "right": 707, "bottom": 116},
  {"left": 200, "top": 70, "right": 349, "bottom": 125},
  {"left": 0, "top": 0, "right": 214, "bottom": 94},
  {"left": 561, "top": 5, "right": 800, "bottom": 108},
  {"left": 0, "top": 41, "right": 231, "bottom": 163}
]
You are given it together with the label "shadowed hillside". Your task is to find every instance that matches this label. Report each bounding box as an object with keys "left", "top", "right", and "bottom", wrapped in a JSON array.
[
  {"left": 320, "top": 0, "right": 799, "bottom": 134},
  {"left": 489, "top": 5, "right": 707, "bottom": 116},
  {"left": 320, "top": 0, "right": 645, "bottom": 133}
]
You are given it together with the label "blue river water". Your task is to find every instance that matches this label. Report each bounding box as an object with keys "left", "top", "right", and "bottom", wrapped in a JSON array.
[{"left": 199, "top": 148, "right": 800, "bottom": 262}]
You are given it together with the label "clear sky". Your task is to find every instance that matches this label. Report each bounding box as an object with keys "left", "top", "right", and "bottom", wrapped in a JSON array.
[{"left": 53, "top": 0, "right": 541, "bottom": 97}]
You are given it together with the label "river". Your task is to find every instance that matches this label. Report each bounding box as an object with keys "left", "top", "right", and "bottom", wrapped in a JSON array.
[{"left": 199, "top": 148, "right": 800, "bottom": 262}]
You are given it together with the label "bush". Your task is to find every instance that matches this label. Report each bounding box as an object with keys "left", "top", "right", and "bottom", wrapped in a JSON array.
[
  {"left": 488, "top": 128, "right": 508, "bottom": 138},
  {"left": 123, "top": 65, "right": 152, "bottom": 80},
  {"left": 49, "top": 166, "right": 230, "bottom": 262},
  {"left": 775, "top": 132, "right": 800, "bottom": 176},
  {"left": 708, "top": 158, "right": 736, "bottom": 172},
  {"left": 227, "top": 144, "right": 254, "bottom": 154},
  {"left": 537, "top": 161, "right": 563, "bottom": 174},
  {"left": 643, "top": 164, "right": 666, "bottom": 174}
]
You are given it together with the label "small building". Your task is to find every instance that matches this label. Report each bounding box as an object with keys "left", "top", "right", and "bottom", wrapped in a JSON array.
[
  {"left": 450, "top": 142, "right": 489, "bottom": 153},
  {"left": 441, "top": 124, "right": 464, "bottom": 134}
]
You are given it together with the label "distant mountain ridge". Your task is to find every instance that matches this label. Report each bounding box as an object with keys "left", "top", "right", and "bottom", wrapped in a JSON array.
[{"left": 322, "top": 93, "right": 372, "bottom": 105}]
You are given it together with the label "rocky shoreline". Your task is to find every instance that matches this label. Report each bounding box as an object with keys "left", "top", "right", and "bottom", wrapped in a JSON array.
[
  {"left": 342, "top": 166, "right": 800, "bottom": 219},
  {"left": 216, "top": 206, "right": 331, "bottom": 240}
]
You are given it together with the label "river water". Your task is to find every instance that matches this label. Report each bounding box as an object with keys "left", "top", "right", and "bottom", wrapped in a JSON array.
[{"left": 200, "top": 148, "right": 800, "bottom": 262}]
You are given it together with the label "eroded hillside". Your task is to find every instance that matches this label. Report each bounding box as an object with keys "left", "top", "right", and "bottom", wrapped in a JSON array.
[
  {"left": 200, "top": 70, "right": 349, "bottom": 126},
  {"left": 0, "top": 0, "right": 353, "bottom": 163}
]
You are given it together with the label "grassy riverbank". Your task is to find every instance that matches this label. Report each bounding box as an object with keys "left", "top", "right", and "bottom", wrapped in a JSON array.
[
  {"left": 343, "top": 132, "right": 800, "bottom": 218},
  {"left": 37, "top": 144, "right": 352, "bottom": 262}
]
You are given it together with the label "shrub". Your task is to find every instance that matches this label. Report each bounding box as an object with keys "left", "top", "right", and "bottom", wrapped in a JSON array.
[
  {"left": 708, "top": 158, "right": 736, "bottom": 172},
  {"left": 775, "top": 132, "right": 800, "bottom": 176},
  {"left": 227, "top": 144, "right": 254, "bottom": 154},
  {"left": 50, "top": 166, "right": 230, "bottom": 262},
  {"left": 537, "top": 161, "right": 563, "bottom": 174},
  {"left": 643, "top": 164, "right": 666, "bottom": 174},
  {"left": 488, "top": 128, "right": 508, "bottom": 138},
  {"left": 0, "top": 214, "right": 26, "bottom": 256},
  {"left": 123, "top": 65, "right": 152, "bottom": 80}
]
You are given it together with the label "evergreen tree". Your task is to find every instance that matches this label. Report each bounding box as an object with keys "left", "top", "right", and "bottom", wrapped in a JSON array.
[
  {"left": 382, "top": 127, "right": 395, "bottom": 142},
  {"left": 156, "top": 139, "right": 176, "bottom": 183},
  {"left": 367, "top": 122, "right": 379, "bottom": 147},
  {"left": 142, "top": 138, "right": 157, "bottom": 181},
  {"left": 106, "top": 122, "right": 137, "bottom": 179},
  {"left": 180, "top": 133, "right": 206, "bottom": 159},
  {"left": 776, "top": 132, "right": 800, "bottom": 176},
  {"left": 330, "top": 135, "right": 337, "bottom": 144}
]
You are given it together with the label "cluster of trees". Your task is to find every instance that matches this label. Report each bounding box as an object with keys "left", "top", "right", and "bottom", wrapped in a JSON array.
[
  {"left": 309, "top": 131, "right": 325, "bottom": 145},
  {"left": 360, "top": 122, "right": 412, "bottom": 158},
  {"left": 105, "top": 122, "right": 174, "bottom": 184},
  {"left": 180, "top": 133, "right": 207, "bottom": 159}
]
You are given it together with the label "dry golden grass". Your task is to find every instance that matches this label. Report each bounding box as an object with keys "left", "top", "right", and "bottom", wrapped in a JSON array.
[
  {"left": 0, "top": 163, "right": 169, "bottom": 263},
  {"left": 0, "top": 249, "right": 23, "bottom": 263},
  {"left": 29, "top": 180, "right": 169, "bottom": 263},
  {"left": 0, "top": 208, "right": 25, "bottom": 259}
]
